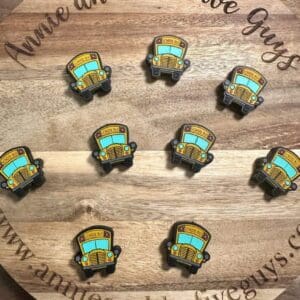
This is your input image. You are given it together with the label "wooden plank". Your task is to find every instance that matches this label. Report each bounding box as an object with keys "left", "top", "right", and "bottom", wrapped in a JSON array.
[
  {"left": 9, "top": 0, "right": 294, "bottom": 14},
  {"left": 0, "top": 0, "right": 22, "bottom": 22},
  {"left": 0, "top": 0, "right": 299, "bottom": 151},
  {"left": 0, "top": 151, "right": 299, "bottom": 299},
  {"left": 0, "top": 151, "right": 299, "bottom": 222}
]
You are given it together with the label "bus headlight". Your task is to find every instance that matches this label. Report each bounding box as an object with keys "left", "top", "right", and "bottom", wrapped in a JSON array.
[
  {"left": 82, "top": 256, "right": 88, "bottom": 262},
  {"left": 285, "top": 180, "right": 291, "bottom": 186},
  {"left": 178, "top": 144, "right": 184, "bottom": 149},
  {"left": 8, "top": 179, "right": 14, "bottom": 185},
  {"left": 124, "top": 146, "right": 129, "bottom": 151},
  {"left": 267, "top": 163, "right": 272, "bottom": 169},
  {"left": 178, "top": 60, "right": 183, "bottom": 65},
  {"left": 230, "top": 84, "right": 235, "bottom": 90},
  {"left": 107, "top": 252, "right": 113, "bottom": 258},
  {"left": 77, "top": 80, "right": 83, "bottom": 86},
  {"left": 197, "top": 253, "right": 203, "bottom": 260},
  {"left": 100, "top": 151, "right": 106, "bottom": 157},
  {"left": 251, "top": 95, "right": 257, "bottom": 102},
  {"left": 172, "top": 245, "right": 178, "bottom": 251},
  {"left": 99, "top": 70, "right": 105, "bottom": 76},
  {"left": 154, "top": 56, "right": 159, "bottom": 62},
  {"left": 29, "top": 165, "right": 35, "bottom": 171},
  {"left": 201, "top": 153, "right": 207, "bottom": 159}
]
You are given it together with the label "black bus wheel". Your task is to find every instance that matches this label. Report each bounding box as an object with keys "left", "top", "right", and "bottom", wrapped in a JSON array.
[
  {"left": 171, "top": 154, "right": 181, "bottom": 164},
  {"left": 14, "top": 189, "right": 27, "bottom": 197},
  {"left": 241, "top": 105, "right": 252, "bottom": 115},
  {"left": 33, "top": 174, "right": 45, "bottom": 187},
  {"left": 172, "top": 72, "right": 181, "bottom": 82},
  {"left": 192, "top": 164, "right": 202, "bottom": 173},
  {"left": 151, "top": 67, "right": 161, "bottom": 78},
  {"left": 270, "top": 188, "right": 281, "bottom": 197},
  {"left": 123, "top": 157, "right": 133, "bottom": 167},
  {"left": 80, "top": 91, "right": 93, "bottom": 101},
  {"left": 106, "top": 264, "right": 116, "bottom": 274},
  {"left": 101, "top": 80, "right": 112, "bottom": 93},
  {"left": 167, "top": 256, "right": 176, "bottom": 267},
  {"left": 102, "top": 163, "right": 113, "bottom": 173},
  {"left": 190, "top": 265, "right": 199, "bottom": 274},
  {"left": 252, "top": 172, "right": 265, "bottom": 184},
  {"left": 84, "top": 269, "right": 95, "bottom": 278},
  {"left": 223, "top": 94, "right": 233, "bottom": 106}
]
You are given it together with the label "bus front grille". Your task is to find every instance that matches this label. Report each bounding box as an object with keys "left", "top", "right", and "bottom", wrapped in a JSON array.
[
  {"left": 82, "top": 73, "right": 100, "bottom": 87},
  {"left": 107, "top": 146, "right": 123, "bottom": 159},
  {"left": 97, "top": 252, "right": 106, "bottom": 264},
  {"left": 115, "top": 146, "right": 123, "bottom": 158},
  {"left": 13, "top": 169, "right": 30, "bottom": 183},
  {"left": 270, "top": 168, "right": 286, "bottom": 185},
  {"left": 184, "top": 146, "right": 200, "bottom": 160},
  {"left": 88, "top": 251, "right": 106, "bottom": 265},
  {"left": 107, "top": 148, "right": 116, "bottom": 159},
  {"left": 89, "top": 252, "right": 98, "bottom": 265},
  {"left": 179, "top": 246, "right": 196, "bottom": 261},
  {"left": 160, "top": 56, "right": 177, "bottom": 69},
  {"left": 235, "top": 86, "right": 251, "bottom": 102}
]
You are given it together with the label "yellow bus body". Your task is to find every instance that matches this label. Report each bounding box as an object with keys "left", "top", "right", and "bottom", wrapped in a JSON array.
[{"left": 0, "top": 147, "right": 38, "bottom": 190}]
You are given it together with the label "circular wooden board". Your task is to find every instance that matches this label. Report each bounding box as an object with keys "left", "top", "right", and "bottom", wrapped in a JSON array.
[{"left": 0, "top": 0, "right": 299, "bottom": 299}]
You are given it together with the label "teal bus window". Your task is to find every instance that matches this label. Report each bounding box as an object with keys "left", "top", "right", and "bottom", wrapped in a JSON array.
[
  {"left": 99, "top": 134, "right": 126, "bottom": 148},
  {"left": 157, "top": 45, "right": 183, "bottom": 58},
  {"left": 183, "top": 133, "right": 209, "bottom": 151},
  {"left": 74, "top": 65, "right": 86, "bottom": 78},
  {"left": 95, "top": 239, "right": 109, "bottom": 250},
  {"left": 82, "top": 239, "right": 109, "bottom": 253},
  {"left": 235, "top": 75, "right": 260, "bottom": 93},
  {"left": 273, "top": 155, "right": 297, "bottom": 179},
  {"left": 86, "top": 61, "right": 99, "bottom": 72},
  {"left": 3, "top": 156, "right": 28, "bottom": 177},
  {"left": 178, "top": 233, "right": 204, "bottom": 250}
]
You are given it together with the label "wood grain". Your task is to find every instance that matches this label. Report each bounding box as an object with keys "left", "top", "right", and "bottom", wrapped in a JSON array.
[
  {"left": 0, "top": 0, "right": 299, "bottom": 151},
  {"left": 0, "top": 0, "right": 299, "bottom": 299},
  {"left": 0, "top": 151, "right": 299, "bottom": 300}
]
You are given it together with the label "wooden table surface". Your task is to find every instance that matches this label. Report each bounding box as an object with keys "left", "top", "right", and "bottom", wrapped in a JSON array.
[{"left": 0, "top": 0, "right": 299, "bottom": 299}]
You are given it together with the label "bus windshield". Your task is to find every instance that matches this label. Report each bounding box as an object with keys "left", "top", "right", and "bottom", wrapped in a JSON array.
[
  {"left": 99, "top": 134, "right": 126, "bottom": 148},
  {"left": 235, "top": 75, "right": 260, "bottom": 93},
  {"left": 82, "top": 239, "right": 109, "bottom": 253},
  {"left": 157, "top": 45, "right": 183, "bottom": 58},
  {"left": 273, "top": 155, "right": 297, "bottom": 179},
  {"left": 183, "top": 133, "right": 209, "bottom": 151},
  {"left": 178, "top": 233, "right": 204, "bottom": 250},
  {"left": 2, "top": 156, "right": 28, "bottom": 177},
  {"left": 74, "top": 61, "right": 99, "bottom": 78}
]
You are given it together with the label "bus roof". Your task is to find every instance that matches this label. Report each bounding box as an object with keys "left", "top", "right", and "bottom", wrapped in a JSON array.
[
  {"left": 175, "top": 222, "right": 211, "bottom": 243},
  {"left": 67, "top": 52, "right": 102, "bottom": 79},
  {"left": 154, "top": 35, "right": 188, "bottom": 56},
  {"left": 233, "top": 66, "right": 267, "bottom": 89},
  {"left": 76, "top": 226, "right": 113, "bottom": 243},
  {"left": 180, "top": 124, "right": 216, "bottom": 147},
  {"left": 94, "top": 124, "right": 129, "bottom": 140},
  {"left": 0, "top": 147, "right": 29, "bottom": 166}
]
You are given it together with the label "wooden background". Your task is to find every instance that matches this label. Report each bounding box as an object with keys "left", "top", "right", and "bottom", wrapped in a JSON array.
[{"left": 0, "top": 0, "right": 299, "bottom": 299}]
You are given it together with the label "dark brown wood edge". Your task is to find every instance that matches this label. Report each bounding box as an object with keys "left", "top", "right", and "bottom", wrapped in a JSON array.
[{"left": 0, "top": 264, "right": 35, "bottom": 300}]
